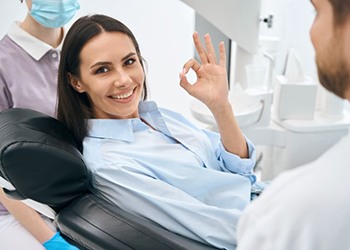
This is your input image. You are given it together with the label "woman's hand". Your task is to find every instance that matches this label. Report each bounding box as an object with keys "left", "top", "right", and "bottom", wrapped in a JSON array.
[
  {"left": 180, "top": 32, "right": 249, "bottom": 159},
  {"left": 179, "top": 32, "right": 230, "bottom": 112}
]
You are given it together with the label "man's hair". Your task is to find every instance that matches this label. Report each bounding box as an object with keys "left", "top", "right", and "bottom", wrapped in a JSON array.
[{"left": 329, "top": 0, "right": 350, "bottom": 25}]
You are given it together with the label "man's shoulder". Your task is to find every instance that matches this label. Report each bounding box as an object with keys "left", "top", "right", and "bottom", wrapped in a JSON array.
[{"left": 237, "top": 133, "right": 350, "bottom": 250}]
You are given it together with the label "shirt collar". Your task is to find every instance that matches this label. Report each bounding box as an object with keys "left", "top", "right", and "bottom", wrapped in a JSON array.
[
  {"left": 87, "top": 101, "right": 170, "bottom": 142},
  {"left": 7, "top": 21, "right": 64, "bottom": 61}
]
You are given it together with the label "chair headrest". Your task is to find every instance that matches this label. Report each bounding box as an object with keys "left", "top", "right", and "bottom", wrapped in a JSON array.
[{"left": 0, "top": 108, "right": 90, "bottom": 212}]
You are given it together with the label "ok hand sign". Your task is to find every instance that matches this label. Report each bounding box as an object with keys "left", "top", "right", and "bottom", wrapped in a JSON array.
[{"left": 179, "top": 32, "right": 229, "bottom": 112}]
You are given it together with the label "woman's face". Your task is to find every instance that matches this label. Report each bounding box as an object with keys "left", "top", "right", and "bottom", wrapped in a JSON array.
[{"left": 71, "top": 31, "right": 145, "bottom": 119}]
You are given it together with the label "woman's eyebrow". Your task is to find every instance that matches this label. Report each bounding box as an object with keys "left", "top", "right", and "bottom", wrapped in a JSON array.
[
  {"left": 90, "top": 61, "right": 112, "bottom": 69},
  {"left": 122, "top": 52, "right": 136, "bottom": 61},
  {"left": 89, "top": 52, "right": 136, "bottom": 69}
]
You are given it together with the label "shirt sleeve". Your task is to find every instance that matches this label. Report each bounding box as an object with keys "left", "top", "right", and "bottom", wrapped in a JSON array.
[{"left": 203, "top": 129, "right": 257, "bottom": 183}]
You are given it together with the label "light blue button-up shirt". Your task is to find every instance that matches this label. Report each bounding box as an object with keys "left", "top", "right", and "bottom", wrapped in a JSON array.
[{"left": 83, "top": 101, "right": 256, "bottom": 250}]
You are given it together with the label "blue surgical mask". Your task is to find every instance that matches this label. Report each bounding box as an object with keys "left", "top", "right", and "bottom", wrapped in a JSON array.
[{"left": 30, "top": 0, "right": 80, "bottom": 28}]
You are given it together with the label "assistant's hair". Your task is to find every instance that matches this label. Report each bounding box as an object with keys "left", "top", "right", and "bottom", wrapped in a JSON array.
[
  {"left": 57, "top": 14, "right": 148, "bottom": 150},
  {"left": 329, "top": 0, "right": 350, "bottom": 25}
]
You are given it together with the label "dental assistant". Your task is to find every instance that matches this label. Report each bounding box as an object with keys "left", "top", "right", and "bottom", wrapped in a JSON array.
[{"left": 0, "top": 0, "right": 80, "bottom": 249}]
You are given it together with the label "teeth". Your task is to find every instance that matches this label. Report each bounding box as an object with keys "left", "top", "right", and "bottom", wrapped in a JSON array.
[{"left": 111, "top": 90, "right": 133, "bottom": 99}]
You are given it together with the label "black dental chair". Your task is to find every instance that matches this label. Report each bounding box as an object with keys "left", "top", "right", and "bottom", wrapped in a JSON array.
[{"left": 0, "top": 108, "right": 219, "bottom": 250}]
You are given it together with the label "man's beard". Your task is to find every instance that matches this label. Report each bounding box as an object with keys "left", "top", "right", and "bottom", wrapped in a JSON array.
[{"left": 316, "top": 38, "right": 349, "bottom": 99}]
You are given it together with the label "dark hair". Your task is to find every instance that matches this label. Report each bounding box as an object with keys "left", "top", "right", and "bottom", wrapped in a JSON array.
[
  {"left": 329, "top": 0, "right": 350, "bottom": 25},
  {"left": 57, "top": 14, "right": 148, "bottom": 150}
]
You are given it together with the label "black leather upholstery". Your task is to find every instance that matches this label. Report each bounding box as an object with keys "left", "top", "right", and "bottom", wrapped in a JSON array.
[
  {"left": 0, "top": 108, "right": 219, "bottom": 250},
  {"left": 57, "top": 194, "right": 217, "bottom": 250},
  {"left": 0, "top": 108, "right": 89, "bottom": 211}
]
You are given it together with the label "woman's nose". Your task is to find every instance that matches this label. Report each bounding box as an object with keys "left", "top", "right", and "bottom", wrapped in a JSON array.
[{"left": 113, "top": 69, "right": 132, "bottom": 88}]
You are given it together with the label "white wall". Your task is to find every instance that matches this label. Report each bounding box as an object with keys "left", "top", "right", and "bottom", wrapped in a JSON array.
[
  {"left": 260, "top": 0, "right": 347, "bottom": 117},
  {"left": 2, "top": 0, "right": 330, "bottom": 121},
  {"left": 260, "top": 0, "right": 316, "bottom": 78},
  {"left": 0, "top": 0, "right": 197, "bottom": 121},
  {"left": 1, "top": 1, "right": 27, "bottom": 36}
]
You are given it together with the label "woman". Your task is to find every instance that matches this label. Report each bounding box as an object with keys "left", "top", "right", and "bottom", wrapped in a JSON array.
[{"left": 57, "top": 14, "right": 256, "bottom": 250}]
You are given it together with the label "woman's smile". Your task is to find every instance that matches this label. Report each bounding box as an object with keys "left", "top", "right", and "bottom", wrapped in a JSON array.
[{"left": 109, "top": 87, "right": 136, "bottom": 103}]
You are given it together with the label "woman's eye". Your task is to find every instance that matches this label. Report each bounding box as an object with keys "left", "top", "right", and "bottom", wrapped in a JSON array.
[
  {"left": 125, "top": 58, "right": 136, "bottom": 66},
  {"left": 95, "top": 67, "right": 109, "bottom": 74}
]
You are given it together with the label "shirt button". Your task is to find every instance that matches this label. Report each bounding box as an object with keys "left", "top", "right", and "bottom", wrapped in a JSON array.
[{"left": 52, "top": 52, "right": 58, "bottom": 58}]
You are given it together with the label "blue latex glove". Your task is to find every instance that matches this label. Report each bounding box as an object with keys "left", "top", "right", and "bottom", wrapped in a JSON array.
[{"left": 43, "top": 232, "right": 79, "bottom": 250}]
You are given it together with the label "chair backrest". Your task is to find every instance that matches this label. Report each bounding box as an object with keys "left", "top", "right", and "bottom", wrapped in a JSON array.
[
  {"left": 0, "top": 108, "right": 221, "bottom": 250},
  {"left": 0, "top": 108, "right": 90, "bottom": 212}
]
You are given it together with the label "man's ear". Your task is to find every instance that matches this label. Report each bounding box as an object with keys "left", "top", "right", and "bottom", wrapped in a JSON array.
[{"left": 68, "top": 73, "right": 86, "bottom": 93}]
